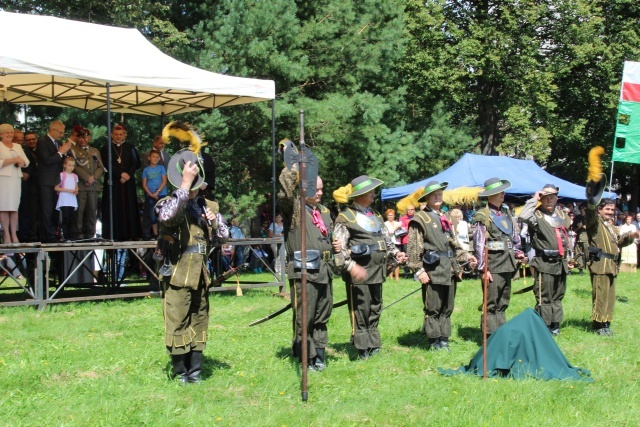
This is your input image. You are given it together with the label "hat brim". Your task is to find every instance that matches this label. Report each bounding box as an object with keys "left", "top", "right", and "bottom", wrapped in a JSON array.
[
  {"left": 478, "top": 180, "right": 512, "bottom": 197},
  {"left": 349, "top": 178, "right": 384, "bottom": 198},
  {"left": 540, "top": 188, "right": 559, "bottom": 196},
  {"left": 167, "top": 149, "right": 205, "bottom": 190},
  {"left": 418, "top": 182, "right": 449, "bottom": 201}
]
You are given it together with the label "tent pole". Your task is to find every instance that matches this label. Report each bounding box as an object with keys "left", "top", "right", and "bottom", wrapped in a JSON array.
[
  {"left": 271, "top": 99, "right": 276, "bottom": 224},
  {"left": 106, "top": 83, "right": 113, "bottom": 241},
  {"left": 608, "top": 160, "right": 615, "bottom": 192}
]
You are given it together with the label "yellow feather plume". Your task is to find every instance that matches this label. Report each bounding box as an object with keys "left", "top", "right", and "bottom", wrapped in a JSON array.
[
  {"left": 333, "top": 184, "right": 353, "bottom": 204},
  {"left": 161, "top": 121, "right": 202, "bottom": 154},
  {"left": 587, "top": 146, "right": 605, "bottom": 182},
  {"left": 396, "top": 187, "right": 426, "bottom": 213},
  {"left": 442, "top": 187, "right": 483, "bottom": 205}
]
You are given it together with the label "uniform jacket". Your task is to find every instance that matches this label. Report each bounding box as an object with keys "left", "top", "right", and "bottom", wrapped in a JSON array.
[
  {"left": 70, "top": 145, "right": 104, "bottom": 191},
  {"left": 473, "top": 204, "right": 520, "bottom": 274},
  {"left": 585, "top": 207, "right": 636, "bottom": 275}
]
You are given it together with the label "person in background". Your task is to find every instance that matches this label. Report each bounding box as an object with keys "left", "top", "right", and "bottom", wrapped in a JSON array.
[
  {"left": 69, "top": 125, "right": 104, "bottom": 240},
  {"left": 384, "top": 208, "right": 403, "bottom": 281},
  {"left": 19, "top": 131, "right": 40, "bottom": 242},
  {"left": 399, "top": 204, "right": 416, "bottom": 278},
  {"left": 0, "top": 124, "right": 30, "bottom": 245},
  {"left": 268, "top": 212, "right": 285, "bottom": 276},
  {"left": 37, "top": 120, "right": 73, "bottom": 243},
  {"left": 101, "top": 124, "right": 142, "bottom": 241},
  {"left": 54, "top": 156, "right": 79, "bottom": 241},
  {"left": 228, "top": 217, "right": 245, "bottom": 267},
  {"left": 618, "top": 214, "right": 638, "bottom": 273},
  {"left": 141, "top": 149, "right": 168, "bottom": 238}
]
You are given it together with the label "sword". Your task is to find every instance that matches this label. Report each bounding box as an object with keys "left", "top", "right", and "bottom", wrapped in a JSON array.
[
  {"left": 513, "top": 284, "right": 534, "bottom": 295},
  {"left": 249, "top": 298, "right": 348, "bottom": 327},
  {"left": 382, "top": 286, "right": 421, "bottom": 311},
  {"left": 210, "top": 263, "right": 248, "bottom": 287}
]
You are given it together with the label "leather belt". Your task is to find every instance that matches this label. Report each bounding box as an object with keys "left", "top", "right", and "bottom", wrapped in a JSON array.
[
  {"left": 182, "top": 242, "right": 207, "bottom": 255},
  {"left": 534, "top": 249, "right": 564, "bottom": 261},
  {"left": 433, "top": 250, "right": 454, "bottom": 258},
  {"left": 600, "top": 252, "right": 618, "bottom": 261},
  {"left": 487, "top": 241, "right": 512, "bottom": 251}
]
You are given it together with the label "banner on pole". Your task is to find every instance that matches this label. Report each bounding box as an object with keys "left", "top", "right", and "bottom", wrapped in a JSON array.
[{"left": 613, "top": 61, "right": 640, "bottom": 164}]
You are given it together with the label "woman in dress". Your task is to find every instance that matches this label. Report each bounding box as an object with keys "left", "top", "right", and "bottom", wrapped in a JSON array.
[
  {"left": 384, "top": 208, "right": 403, "bottom": 280},
  {"left": 619, "top": 214, "right": 638, "bottom": 273},
  {"left": 268, "top": 212, "right": 285, "bottom": 275},
  {"left": 0, "top": 124, "right": 30, "bottom": 244}
]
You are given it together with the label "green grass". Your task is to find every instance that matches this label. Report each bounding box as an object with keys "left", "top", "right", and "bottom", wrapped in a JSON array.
[{"left": 1, "top": 271, "right": 639, "bottom": 426}]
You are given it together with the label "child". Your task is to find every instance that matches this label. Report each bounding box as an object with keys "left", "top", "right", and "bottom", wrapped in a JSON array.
[
  {"left": 141, "top": 149, "right": 167, "bottom": 238},
  {"left": 54, "top": 156, "right": 79, "bottom": 241}
]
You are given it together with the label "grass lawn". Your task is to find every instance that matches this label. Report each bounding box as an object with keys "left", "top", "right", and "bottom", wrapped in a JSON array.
[{"left": 1, "top": 271, "right": 639, "bottom": 426}]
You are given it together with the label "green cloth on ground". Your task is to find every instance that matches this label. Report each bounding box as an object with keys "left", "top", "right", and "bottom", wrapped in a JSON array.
[{"left": 438, "top": 308, "right": 593, "bottom": 382}]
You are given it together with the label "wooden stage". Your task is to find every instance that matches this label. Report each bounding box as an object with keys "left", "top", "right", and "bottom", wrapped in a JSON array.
[{"left": 0, "top": 238, "right": 285, "bottom": 310}]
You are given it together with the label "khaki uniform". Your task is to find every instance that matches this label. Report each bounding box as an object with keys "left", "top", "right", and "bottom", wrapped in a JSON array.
[
  {"left": 407, "top": 210, "right": 461, "bottom": 340},
  {"left": 70, "top": 145, "right": 104, "bottom": 239},
  {"left": 156, "top": 189, "right": 218, "bottom": 355},
  {"left": 585, "top": 207, "right": 635, "bottom": 323},
  {"left": 277, "top": 168, "right": 334, "bottom": 361},
  {"left": 519, "top": 199, "right": 571, "bottom": 328},
  {"left": 333, "top": 204, "right": 397, "bottom": 351},
  {"left": 473, "top": 204, "right": 521, "bottom": 335}
]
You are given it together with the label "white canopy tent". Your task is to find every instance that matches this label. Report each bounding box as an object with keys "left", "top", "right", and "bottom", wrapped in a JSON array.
[
  {"left": 0, "top": 11, "right": 275, "bottom": 116},
  {"left": 0, "top": 11, "right": 277, "bottom": 242}
]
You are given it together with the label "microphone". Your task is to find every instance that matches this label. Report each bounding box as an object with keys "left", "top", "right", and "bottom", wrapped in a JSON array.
[{"left": 197, "top": 197, "right": 212, "bottom": 227}]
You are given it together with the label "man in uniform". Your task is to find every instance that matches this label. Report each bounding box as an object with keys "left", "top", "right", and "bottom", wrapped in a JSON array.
[
  {"left": 69, "top": 125, "right": 104, "bottom": 240},
  {"left": 278, "top": 162, "right": 335, "bottom": 371},
  {"left": 332, "top": 175, "right": 407, "bottom": 360},
  {"left": 407, "top": 181, "right": 477, "bottom": 351},
  {"left": 473, "top": 177, "right": 526, "bottom": 336},
  {"left": 585, "top": 197, "right": 637, "bottom": 335},
  {"left": 155, "top": 153, "right": 219, "bottom": 384},
  {"left": 518, "top": 184, "right": 571, "bottom": 335}
]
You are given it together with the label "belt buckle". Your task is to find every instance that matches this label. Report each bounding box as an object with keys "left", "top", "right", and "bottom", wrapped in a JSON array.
[
  {"left": 507, "top": 241, "right": 513, "bottom": 249},
  {"left": 197, "top": 242, "right": 206, "bottom": 254},
  {"left": 377, "top": 241, "right": 385, "bottom": 251},
  {"left": 322, "top": 251, "right": 331, "bottom": 262}
]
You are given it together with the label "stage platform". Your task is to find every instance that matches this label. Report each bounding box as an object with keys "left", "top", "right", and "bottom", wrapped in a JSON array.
[{"left": 0, "top": 238, "right": 285, "bottom": 310}]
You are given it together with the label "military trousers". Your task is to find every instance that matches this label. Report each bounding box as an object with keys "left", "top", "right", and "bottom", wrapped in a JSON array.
[
  {"left": 290, "top": 278, "right": 333, "bottom": 360},
  {"left": 346, "top": 282, "right": 382, "bottom": 350},
  {"left": 163, "top": 279, "right": 209, "bottom": 355},
  {"left": 422, "top": 280, "right": 456, "bottom": 339},
  {"left": 481, "top": 271, "right": 513, "bottom": 335},
  {"left": 591, "top": 273, "right": 616, "bottom": 322},
  {"left": 533, "top": 269, "right": 566, "bottom": 326},
  {"left": 73, "top": 189, "right": 98, "bottom": 239}
]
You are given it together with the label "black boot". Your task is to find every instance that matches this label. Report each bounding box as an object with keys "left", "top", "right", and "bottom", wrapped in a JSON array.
[
  {"left": 428, "top": 338, "right": 440, "bottom": 351},
  {"left": 187, "top": 351, "right": 203, "bottom": 384},
  {"left": 358, "top": 349, "right": 370, "bottom": 360},
  {"left": 314, "top": 348, "right": 326, "bottom": 371},
  {"left": 593, "top": 321, "right": 609, "bottom": 336},
  {"left": 604, "top": 322, "right": 613, "bottom": 336},
  {"left": 439, "top": 337, "right": 450, "bottom": 352},
  {"left": 550, "top": 322, "right": 560, "bottom": 336},
  {"left": 171, "top": 354, "right": 188, "bottom": 385}
]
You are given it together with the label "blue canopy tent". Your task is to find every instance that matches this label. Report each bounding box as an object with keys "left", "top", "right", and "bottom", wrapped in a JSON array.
[{"left": 381, "top": 153, "right": 616, "bottom": 201}]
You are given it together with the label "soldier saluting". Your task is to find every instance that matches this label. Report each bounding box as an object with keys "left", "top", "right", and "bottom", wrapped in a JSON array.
[{"left": 518, "top": 184, "right": 571, "bottom": 336}]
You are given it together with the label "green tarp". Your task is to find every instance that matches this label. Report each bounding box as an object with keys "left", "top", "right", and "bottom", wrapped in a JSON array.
[{"left": 438, "top": 309, "right": 593, "bottom": 382}]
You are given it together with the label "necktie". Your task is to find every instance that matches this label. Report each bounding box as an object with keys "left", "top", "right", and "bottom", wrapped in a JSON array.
[
  {"left": 53, "top": 140, "right": 58, "bottom": 150},
  {"left": 312, "top": 209, "right": 328, "bottom": 236},
  {"left": 554, "top": 228, "right": 565, "bottom": 257}
]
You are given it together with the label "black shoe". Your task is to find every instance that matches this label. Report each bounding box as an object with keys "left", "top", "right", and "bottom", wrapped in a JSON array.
[
  {"left": 429, "top": 338, "right": 441, "bottom": 351},
  {"left": 307, "top": 359, "right": 318, "bottom": 371},
  {"left": 550, "top": 322, "right": 560, "bottom": 336},
  {"left": 171, "top": 354, "right": 188, "bottom": 386},
  {"left": 604, "top": 322, "right": 613, "bottom": 336},
  {"left": 368, "top": 347, "right": 380, "bottom": 357},
  {"left": 358, "top": 349, "right": 370, "bottom": 360},
  {"left": 187, "top": 351, "right": 202, "bottom": 384},
  {"left": 314, "top": 348, "right": 326, "bottom": 371},
  {"left": 439, "top": 338, "right": 450, "bottom": 352}
]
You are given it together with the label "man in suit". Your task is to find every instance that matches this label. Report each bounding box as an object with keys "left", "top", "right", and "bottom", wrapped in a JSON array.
[
  {"left": 19, "top": 131, "right": 40, "bottom": 242},
  {"left": 36, "top": 120, "right": 73, "bottom": 243}
]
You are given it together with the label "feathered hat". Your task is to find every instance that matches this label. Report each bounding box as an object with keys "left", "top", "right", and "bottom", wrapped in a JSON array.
[
  {"left": 585, "top": 146, "right": 606, "bottom": 206},
  {"left": 162, "top": 121, "right": 206, "bottom": 190}
]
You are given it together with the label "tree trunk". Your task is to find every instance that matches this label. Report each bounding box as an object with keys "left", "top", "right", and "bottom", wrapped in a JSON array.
[{"left": 478, "top": 75, "right": 499, "bottom": 155}]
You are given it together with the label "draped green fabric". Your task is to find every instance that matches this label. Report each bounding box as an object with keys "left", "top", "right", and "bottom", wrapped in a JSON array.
[{"left": 438, "top": 309, "right": 593, "bottom": 381}]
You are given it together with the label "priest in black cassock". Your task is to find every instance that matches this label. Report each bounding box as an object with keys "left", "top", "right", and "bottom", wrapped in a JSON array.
[{"left": 101, "top": 125, "right": 143, "bottom": 241}]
